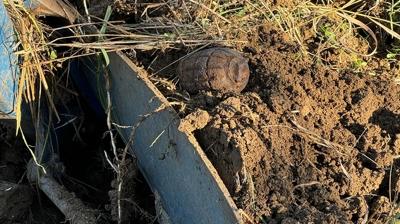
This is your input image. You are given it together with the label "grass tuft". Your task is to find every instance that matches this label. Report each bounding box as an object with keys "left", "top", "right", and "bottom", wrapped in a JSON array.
[{"left": 3, "top": 0, "right": 59, "bottom": 133}]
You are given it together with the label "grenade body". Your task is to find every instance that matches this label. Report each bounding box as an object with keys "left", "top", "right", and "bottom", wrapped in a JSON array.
[{"left": 177, "top": 48, "right": 250, "bottom": 94}]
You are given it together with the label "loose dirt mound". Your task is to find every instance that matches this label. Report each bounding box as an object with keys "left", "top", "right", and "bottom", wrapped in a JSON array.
[{"left": 193, "top": 25, "right": 400, "bottom": 223}]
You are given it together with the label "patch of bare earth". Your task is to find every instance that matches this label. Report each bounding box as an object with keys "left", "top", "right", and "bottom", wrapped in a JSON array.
[{"left": 190, "top": 24, "right": 400, "bottom": 223}]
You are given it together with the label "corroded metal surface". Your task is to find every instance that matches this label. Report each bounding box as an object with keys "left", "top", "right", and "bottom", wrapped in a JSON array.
[{"left": 178, "top": 48, "right": 250, "bottom": 94}]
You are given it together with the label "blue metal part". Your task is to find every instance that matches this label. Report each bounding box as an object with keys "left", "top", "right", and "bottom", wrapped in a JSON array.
[
  {"left": 69, "top": 59, "right": 106, "bottom": 119},
  {"left": 23, "top": 0, "right": 38, "bottom": 9},
  {"left": 0, "top": 2, "right": 18, "bottom": 118},
  {"left": 80, "top": 52, "right": 242, "bottom": 224}
]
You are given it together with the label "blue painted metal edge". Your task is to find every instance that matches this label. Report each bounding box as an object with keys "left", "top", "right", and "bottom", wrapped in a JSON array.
[
  {"left": 0, "top": 2, "right": 19, "bottom": 118},
  {"left": 80, "top": 52, "right": 242, "bottom": 224}
]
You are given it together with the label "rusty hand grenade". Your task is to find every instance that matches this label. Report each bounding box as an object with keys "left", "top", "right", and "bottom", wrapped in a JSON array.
[{"left": 177, "top": 48, "right": 250, "bottom": 94}]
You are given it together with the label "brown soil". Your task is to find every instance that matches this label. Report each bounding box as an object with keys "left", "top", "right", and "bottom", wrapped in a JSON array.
[
  {"left": 190, "top": 24, "right": 400, "bottom": 223},
  {"left": 130, "top": 16, "right": 400, "bottom": 223}
]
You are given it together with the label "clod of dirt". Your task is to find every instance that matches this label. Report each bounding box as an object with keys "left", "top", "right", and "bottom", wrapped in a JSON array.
[
  {"left": 197, "top": 96, "right": 271, "bottom": 213},
  {"left": 178, "top": 48, "right": 250, "bottom": 94},
  {"left": 178, "top": 109, "right": 210, "bottom": 133},
  {"left": 0, "top": 181, "right": 32, "bottom": 223}
]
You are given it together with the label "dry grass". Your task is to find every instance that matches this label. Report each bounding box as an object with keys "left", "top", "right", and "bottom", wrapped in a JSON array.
[
  {"left": 2, "top": 0, "right": 225, "bottom": 132},
  {"left": 113, "top": 0, "right": 400, "bottom": 116},
  {"left": 160, "top": 0, "right": 400, "bottom": 63},
  {"left": 4, "top": 0, "right": 59, "bottom": 132}
]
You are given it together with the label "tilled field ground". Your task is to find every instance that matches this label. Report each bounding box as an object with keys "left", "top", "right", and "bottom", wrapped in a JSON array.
[{"left": 194, "top": 26, "right": 400, "bottom": 223}]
